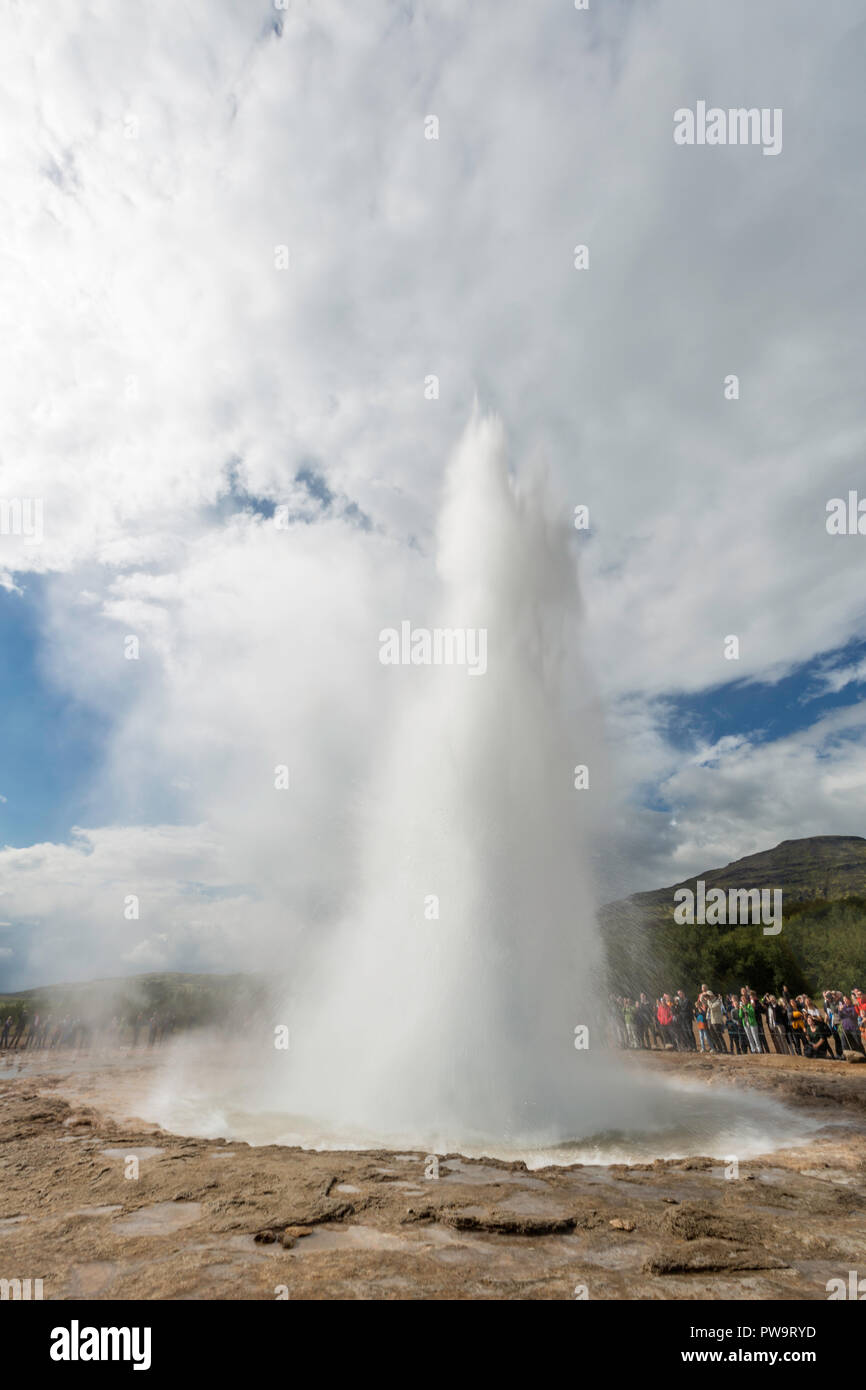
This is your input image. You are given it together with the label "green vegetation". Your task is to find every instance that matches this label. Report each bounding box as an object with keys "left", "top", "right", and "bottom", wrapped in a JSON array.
[
  {"left": 2, "top": 836, "right": 864, "bottom": 1030},
  {"left": 0, "top": 971, "right": 275, "bottom": 1032},
  {"left": 601, "top": 835, "right": 866, "bottom": 999}
]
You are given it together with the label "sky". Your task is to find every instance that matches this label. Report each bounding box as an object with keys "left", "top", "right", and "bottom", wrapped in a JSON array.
[{"left": 0, "top": 0, "right": 865, "bottom": 988}]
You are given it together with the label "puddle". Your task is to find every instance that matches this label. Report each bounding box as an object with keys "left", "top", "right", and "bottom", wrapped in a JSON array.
[
  {"left": 562, "top": 1237, "right": 647, "bottom": 1271},
  {"left": 288, "top": 1224, "right": 414, "bottom": 1254},
  {"left": 204, "top": 1223, "right": 490, "bottom": 1263},
  {"left": 67, "top": 1261, "right": 124, "bottom": 1296},
  {"left": 425, "top": 1225, "right": 500, "bottom": 1260},
  {"left": 71, "top": 1205, "right": 123, "bottom": 1217},
  {"left": 497, "top": 1190, "right": 575, "bottom": 1219},
  {"left": 101, "top": 1147, "right": 163, "bottom": 1161},
  {"left": 209, "top": 1151, "right": 237, "bottom": 1159},
  {"left": 194, "top": 1234, "right": 287, "bottom": 1258},
  {"left": 441, "top": 1160, "right": 550, "bottom": 1189},
  {"left": 798, "top": 1168, "right": 855, "bottom": 1185},
  {"left": 430, "top": 1245, "right": 486, "bottom": 1266},
  {"left": 570, "top": 1167, "right": 689, "bottom": 1202},
  {"left": 334, "top": 1183, "right": 361, "bottom": 1194},
  {"left": 754, "top": 1168, "right": 792, "bottom": 1185},
  {"left": 112, "top": 1201, "right": 202, "bottom": 1235}
]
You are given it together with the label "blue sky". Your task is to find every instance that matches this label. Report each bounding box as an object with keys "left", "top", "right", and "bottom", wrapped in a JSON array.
[
  {"left": 661, "top": 637, "right": 866, "bottom": 754},
  {"left": 1, "top": 0, "right": 865, "bottom": 989},
  {"left": 4, "top": 570, "right": 864, "bottom": 862},
  {"left": 0, "top": 581, "right": 110, "bottom": 848}
]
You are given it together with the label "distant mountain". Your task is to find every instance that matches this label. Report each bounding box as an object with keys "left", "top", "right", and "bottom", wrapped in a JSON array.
[
  {"left": 601, "top": 835, "right": 866, "bottom": 923},
  {"left": 0, "top": 970, "right": 273, "bottom": 1027},
  {"left": 599, "top": 835, "right": 866, "bottom": 996}
]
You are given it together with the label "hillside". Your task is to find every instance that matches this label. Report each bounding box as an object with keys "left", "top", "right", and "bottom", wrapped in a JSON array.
[
  {"left": 600, "top": 835, "right": 866, "bottom": 998},
  {"left": 609, "top": 835, "right": 866, "bottom": 921},
  {"left": 0, "top": 970, "right": 274, "bottom": 1030}
]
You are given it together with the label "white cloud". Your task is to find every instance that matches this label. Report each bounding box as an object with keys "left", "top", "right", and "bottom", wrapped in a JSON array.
[
  {"left": 615, "top": 703, "right": 866, "bottom": 889},
  {"left": 0, "top": 825, "right": 267, "bottom": 984},
  {"left": 1, "top": 0, "right": 865, "bottom": 979},
  {"left": 810, "top": 657, "right": 866, "bottom": 698}
]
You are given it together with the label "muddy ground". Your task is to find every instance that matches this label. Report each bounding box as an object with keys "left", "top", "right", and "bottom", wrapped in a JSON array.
[{"left": 0, "top": 1049, "right": 864, "bottom": 1300}]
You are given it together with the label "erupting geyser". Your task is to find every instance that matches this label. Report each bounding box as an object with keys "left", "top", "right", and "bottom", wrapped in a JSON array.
[
  {"left": 145, "top": 413, "right": 810, "bottom": 1163},
  {"left": 265, "top": 410, "right": 647, "bottom": 1151}
]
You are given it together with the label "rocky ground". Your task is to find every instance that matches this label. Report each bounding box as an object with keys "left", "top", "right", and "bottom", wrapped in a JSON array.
[{"left": 0, "top": 1048, "right": 864, "bottom": 1300}]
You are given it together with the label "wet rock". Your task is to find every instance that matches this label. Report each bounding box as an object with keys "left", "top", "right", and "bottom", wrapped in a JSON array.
[
  {"left": 645, "top": 1240, "right": 785, "bottom": 1275},
  {"left": 2, "top": 1051, "right": 864, "bottom": 1300},
  {"left": 402, "top": 1205, "right": 437, "bottom": 1224},
  {"left": 285, "top": 1199, "right": 356, "bottom": 1224},
  {"left": 441, "top": 1205, "right": 577, "bottom": 1235},
  {"left": 661, "top": 1204, "right": 740, "bottom": 1242}
]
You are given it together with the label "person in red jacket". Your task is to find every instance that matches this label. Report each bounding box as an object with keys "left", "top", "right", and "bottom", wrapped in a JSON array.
[{"left": 656, "top": 995, "right": 675, "bottom": 1048}]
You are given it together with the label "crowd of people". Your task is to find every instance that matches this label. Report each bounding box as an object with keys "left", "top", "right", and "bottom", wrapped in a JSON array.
[
  {"left": 0, "top": 1011, "right": 177, "bottom": 1052},
  {"left": 613, "top": 986, "right": 866, "bottom": 1060}
]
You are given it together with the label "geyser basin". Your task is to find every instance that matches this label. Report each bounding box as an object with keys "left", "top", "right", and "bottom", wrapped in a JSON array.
[
  {"left": 135, "top": 413, "right": 814, "bottom": 1163},
  {"left": 140, "top": 1045, "right": 823, "bottom": 1168}
]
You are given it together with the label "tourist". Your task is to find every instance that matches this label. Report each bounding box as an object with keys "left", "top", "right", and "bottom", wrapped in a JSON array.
[
  {"left": 675, "top": 990, "right": 697, "bottom": 1051},
  {"left": 837, "top": 996, "right": 862, "bottom": 1053},
  {"left": 11, "top": 1010, "right": 28, "bottom": 1047},
  {"left": 612, "top": 977, "right": 866, "bottom": 1063},
  {"left": 822, "top": 992, "right": 843, "bottom": 1057},
  {"left": 635, "top": 993, "right": 656, "bottom": 1049},
  {"left": 803, "top": 1014, "right": 832, "bottom": 1060},
  {"left": 694, "top": 997, "right": 711, "bottom": 1052},
  {"left": 766, "top": 996, "right": 789, "bottom": 1055},
  {"left": 788, "top": 999, "right": 807, "bottom": 1055},
  {"left": 738, "top": 995, "right": 761, "bottom": 1054},
  {"left": 625, "top": 995, "right": 639, "bottom": 1045},
  {"left": 725, "top": 996, "right": 744, "bottom": 1054},
  {"left": 656, "top": 994, "right": 676, "bottom": 1048},
  {"left": 751, "top": 994, "right": 770, "bottom": 1052},
  {"left": 705, "top": 991, "right": 727, "bottom": 1054}
]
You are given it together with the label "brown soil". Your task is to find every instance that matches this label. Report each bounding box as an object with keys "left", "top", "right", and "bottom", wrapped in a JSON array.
[{"left": 1, "top": 1049, "right": 864, "bottom": 1300}]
